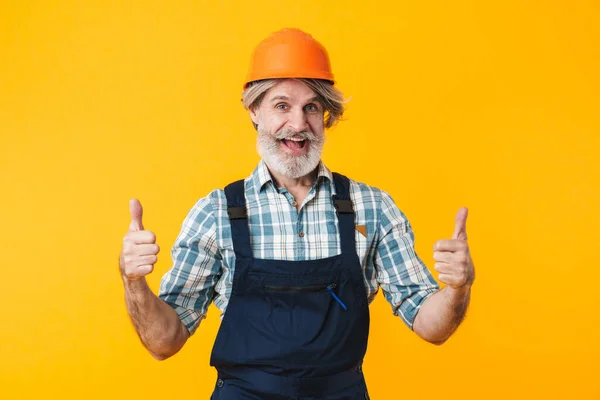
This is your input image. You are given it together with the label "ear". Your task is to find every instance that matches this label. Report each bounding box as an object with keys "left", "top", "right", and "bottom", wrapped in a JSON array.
[{"left": 249, "top": 107, "right": 260, "bottom": 126}]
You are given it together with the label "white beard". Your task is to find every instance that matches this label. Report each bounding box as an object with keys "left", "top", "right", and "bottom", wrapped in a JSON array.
[{"left": 257, "top": 126, "right": 325, "bottom": 179}]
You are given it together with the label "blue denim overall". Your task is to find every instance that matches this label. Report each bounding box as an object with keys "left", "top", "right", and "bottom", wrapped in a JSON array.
[{"left": 209, "top": 173, "right": 370, "bottom": 399}]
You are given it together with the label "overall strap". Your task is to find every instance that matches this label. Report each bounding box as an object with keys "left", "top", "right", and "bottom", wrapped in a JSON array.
[
  {"left": 331, "top": 172, "right": 356, "bottom": 255},
  {"left": 224, "top": 179, "right": 252, "bottom": 259}
]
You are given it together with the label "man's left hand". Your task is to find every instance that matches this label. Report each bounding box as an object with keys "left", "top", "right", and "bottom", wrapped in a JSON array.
[{"left": 433, "top": 207, "right": 475, "bottom": 289}]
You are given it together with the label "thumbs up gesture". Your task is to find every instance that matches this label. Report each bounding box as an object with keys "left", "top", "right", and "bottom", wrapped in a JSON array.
[
  {"left": 433, "top": 207, "right": 475, "bottom": 289},
  {"left": 119, "top": 199, "right": 161, "bottom": 281}
]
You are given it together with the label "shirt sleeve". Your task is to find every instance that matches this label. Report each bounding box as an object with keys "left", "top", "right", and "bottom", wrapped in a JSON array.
[
  {"left": 158, "top": 195, "right": 221, "bottom": 335},
  {"left": 374, "top": 191, "right": 439, "bottom": 330}
]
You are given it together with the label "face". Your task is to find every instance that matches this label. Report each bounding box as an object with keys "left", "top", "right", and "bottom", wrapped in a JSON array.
[{"left": 251, "top": 79, "right": 325, "bottom": 179}]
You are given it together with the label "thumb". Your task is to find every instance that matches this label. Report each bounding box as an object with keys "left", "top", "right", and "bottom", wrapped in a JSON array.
[
  {"left": 452, "top": 207, "right": 468, "bottom": 241},
  {"left": 129, "top": 198, "right": 144, "bottom": 231}
]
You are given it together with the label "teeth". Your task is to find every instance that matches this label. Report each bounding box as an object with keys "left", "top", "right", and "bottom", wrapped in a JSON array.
[{"left": 285, "top": 137, "right": 305, "bottom": 141}]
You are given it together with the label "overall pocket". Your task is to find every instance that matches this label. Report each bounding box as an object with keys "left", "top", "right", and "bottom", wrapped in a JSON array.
[{"left": 264, "top": 282, "right": 348, "bottom": 311}]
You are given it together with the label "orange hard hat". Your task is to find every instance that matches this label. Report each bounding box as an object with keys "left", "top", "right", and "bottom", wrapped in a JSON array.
[{"left": 244, "top": 28, "right": 335, "bottom": 88}]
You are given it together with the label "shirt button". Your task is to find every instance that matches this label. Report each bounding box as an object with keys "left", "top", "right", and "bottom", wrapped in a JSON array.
[
  {"left": 217, "top": 378, "right": 224, "bottom": 388},
  {"left": 299, "top": 231, "right": 305, "bottom": 238},
  {"left": 292, "top": 200, "right": 298, "bottom": 207}
]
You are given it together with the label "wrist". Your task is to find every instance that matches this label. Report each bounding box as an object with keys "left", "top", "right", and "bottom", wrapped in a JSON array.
[
  {"left": 445, "top": 283, "right": 471, "bottom": 298},
  {"left": 122, "top": 274, "right": 149, "bottom": 291}
]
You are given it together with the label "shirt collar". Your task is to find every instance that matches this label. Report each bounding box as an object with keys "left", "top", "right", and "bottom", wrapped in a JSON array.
[{"left": 250, "top": 159, "right": 336, "bottom": 196}]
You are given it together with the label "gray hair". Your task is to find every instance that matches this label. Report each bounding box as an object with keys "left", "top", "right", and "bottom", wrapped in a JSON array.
[{"left": 242, "top": 79, "right": 346, "bottom": 129}]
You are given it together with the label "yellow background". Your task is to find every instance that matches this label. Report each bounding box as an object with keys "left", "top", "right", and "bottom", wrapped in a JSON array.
[{"left": 1, "top": 1, "right": 599, "bottom": 399}]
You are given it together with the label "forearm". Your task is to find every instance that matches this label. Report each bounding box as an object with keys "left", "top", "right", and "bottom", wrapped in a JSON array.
[
  {"left": 123, "top": 277, "right": 189, "bottom": 360},
  {"left": 412, "top": 285, "right": 471, "bottom": 345}
]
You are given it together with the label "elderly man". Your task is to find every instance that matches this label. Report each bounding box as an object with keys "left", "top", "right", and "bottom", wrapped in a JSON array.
[{"left": 119, "top": 28, "right": 475, "bottom": 399}]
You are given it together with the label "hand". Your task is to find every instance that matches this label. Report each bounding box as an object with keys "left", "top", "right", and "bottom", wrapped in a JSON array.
[
  {"left": 119, "top": 199, "right": 160, "bottom": 281},
  {"left": 433, "top": 207, "right": 475, "bottom": 289}
]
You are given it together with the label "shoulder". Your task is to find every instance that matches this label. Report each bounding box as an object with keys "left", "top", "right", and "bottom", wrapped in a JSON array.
[
  {"left": 194, "top": 173, "right": 257, "bottom": 216},
  {"left": 180, "top": 189, "right": 228, "bottom": 230},
  {"left": 343, "top": 175, "right": 410, "bottom": 233},
  {"left": 343, "top": 176, "right": 394, "bottom": 210}
]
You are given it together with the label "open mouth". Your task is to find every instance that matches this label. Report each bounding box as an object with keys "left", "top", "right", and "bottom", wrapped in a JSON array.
[{"left": 281, "top": 138, "right": 307, "bottom": 150}]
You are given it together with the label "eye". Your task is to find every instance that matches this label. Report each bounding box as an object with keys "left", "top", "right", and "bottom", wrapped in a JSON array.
[
  {"left": 304, "top": 103, "right": 320, "bottom": 113},
  {"left": 275, "top": 103, "right": 289, "bottom": 111}
]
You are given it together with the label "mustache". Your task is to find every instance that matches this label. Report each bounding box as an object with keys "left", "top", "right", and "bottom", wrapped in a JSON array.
[{"left": 273, "top": 129, "right": 317, "bottom": 141}]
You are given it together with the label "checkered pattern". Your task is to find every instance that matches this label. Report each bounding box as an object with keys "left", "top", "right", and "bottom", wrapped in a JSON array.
[{"left": 158, "top": 160, "right": 439, "bottom": 334}]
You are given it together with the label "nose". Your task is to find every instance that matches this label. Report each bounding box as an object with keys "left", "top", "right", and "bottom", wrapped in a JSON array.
[{"left": 287, "top": 107, "right": 309, "bottom": 132}]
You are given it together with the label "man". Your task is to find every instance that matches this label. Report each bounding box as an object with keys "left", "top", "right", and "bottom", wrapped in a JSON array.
[{"left": 119, "top": 28, "right": 475, "bottom": 399}]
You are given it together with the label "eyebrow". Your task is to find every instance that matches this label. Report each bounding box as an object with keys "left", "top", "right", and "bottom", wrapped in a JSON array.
[{"left": 269, "top": 95, "right": 320, "bottom": 103}]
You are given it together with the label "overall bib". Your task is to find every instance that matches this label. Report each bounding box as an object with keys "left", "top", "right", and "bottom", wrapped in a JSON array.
[{"left": 210, "top": 173, "right": 370, "bottom": 400}]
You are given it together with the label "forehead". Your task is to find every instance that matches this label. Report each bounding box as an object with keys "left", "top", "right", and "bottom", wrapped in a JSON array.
[{"left": 263, "top": 79, "right": 317, "bottom": 102}]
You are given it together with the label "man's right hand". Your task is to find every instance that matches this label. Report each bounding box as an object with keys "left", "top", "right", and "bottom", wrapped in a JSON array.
[{"left": 120, "top": 199, "right": 161, "bottom": 281}]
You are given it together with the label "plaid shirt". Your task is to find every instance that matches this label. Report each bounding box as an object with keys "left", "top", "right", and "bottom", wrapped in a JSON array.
[{"left": 159, "top": 160, "right": 439, "bottom": 334}]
